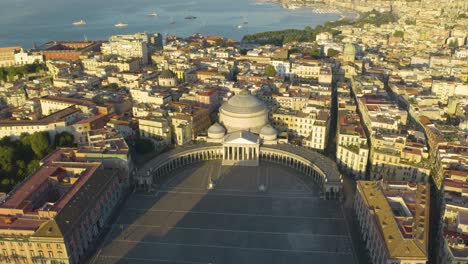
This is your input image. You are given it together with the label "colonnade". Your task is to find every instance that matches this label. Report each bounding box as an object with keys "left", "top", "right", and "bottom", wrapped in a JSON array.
[
  {"left": 136, "top": 146, "right": 341, "bottom": 199},
  {"left": 150, "top": 148, "right": 223, "bottom": 183},
  {"left": 259, "top": 151, "right": 326, "bottom": 188},
  {"left": 223, "top": 146, "right": 258, "bottom": 161}
]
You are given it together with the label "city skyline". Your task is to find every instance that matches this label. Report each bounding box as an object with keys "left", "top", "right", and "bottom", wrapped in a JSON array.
[{"left": 0, "top": 1, "right": 467, "bottom": 263}]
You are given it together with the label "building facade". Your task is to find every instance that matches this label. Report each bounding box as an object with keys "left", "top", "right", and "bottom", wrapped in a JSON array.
[{"left": 355, "top": 181, "right": 429, "bottom": 264}]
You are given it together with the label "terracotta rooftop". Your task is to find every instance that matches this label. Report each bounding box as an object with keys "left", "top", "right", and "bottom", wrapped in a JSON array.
[{"left": 357, "top": 181, "right": 429, "bottom": 260}]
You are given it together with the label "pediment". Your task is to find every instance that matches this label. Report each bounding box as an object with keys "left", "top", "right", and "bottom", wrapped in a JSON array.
[{"left": 223, "top": 131, "right": 258, "bottom": 145}]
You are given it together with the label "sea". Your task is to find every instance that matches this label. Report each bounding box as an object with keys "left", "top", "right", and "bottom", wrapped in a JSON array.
[{"left": 0, "top": 0, "right": 346, "bottom": 48}]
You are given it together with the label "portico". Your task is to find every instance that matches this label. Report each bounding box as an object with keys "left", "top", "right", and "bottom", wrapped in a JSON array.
[{"left": 222, "top": 131, "right": 260, "bottom": 166}]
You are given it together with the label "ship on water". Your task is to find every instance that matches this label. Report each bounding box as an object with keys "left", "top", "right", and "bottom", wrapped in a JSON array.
[
  {"left": 114, "top": 22, "right": 128, "bottom": 28},
  {"left": 185, "top": 16, "right": 197, "bottom": 20},
  {"left": 148, "top": 10, "right": 158, "bottom": 17},
  {"left": 72, "top": 20, "right": 86, "bottom": 26}
]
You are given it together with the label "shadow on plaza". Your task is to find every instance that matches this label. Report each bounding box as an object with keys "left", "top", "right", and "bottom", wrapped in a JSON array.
[{"left": 91, "top": 161, "right": 357, "bottom": 264}]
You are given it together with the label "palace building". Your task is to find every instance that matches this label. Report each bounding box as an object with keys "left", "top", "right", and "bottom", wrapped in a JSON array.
[{"left": 0, "top": 128, "right": 130, "bottom": 264}]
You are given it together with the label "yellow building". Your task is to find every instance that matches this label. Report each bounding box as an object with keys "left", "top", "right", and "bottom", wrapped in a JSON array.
[
  {"left": 139, "top": 116, "right": 172, "bottom": 145},
  {"left": 355, "top": 181, "right": 429, "bottom": 264}
]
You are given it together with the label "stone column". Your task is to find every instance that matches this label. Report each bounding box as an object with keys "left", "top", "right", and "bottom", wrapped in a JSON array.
[{"left": 236, "top": 147, "right": 240, "bottom": 161}]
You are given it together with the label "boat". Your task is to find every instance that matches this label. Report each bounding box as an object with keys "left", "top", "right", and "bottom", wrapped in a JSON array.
[
  {"left": 114, "top": 22, "right": 128, "bottom": 28},
  {"left": 184, "top": 16, "right": 197, "bottom": 20},
  {"left": 148, "top": 10, "right": 158, "bottom": 17},
  {"left": 72, "top": 20, "right": 86, "bottom": 26},
  {"left": 242, "top": 16, "right": 248, "bottom": 24},
  {"left": 237, "top": 25, "right": 243, "bottom": 29}
]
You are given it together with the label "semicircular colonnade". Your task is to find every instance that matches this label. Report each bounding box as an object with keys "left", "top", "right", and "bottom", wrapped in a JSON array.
[{"left": 135, "top": 143, "right": 343, "bottom": 199}]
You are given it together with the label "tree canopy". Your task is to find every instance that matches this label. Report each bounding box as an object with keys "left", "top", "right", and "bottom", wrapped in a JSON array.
[
  {"left": 327, "top": 48, "right": 340, "bottom": 57},
  {"left": 393, "top": 30, "right": 404, "bottom": 38},
  {"left": 0, "top": 132, "right": 53, "bottom": 192},
  {"left": 30, "top": 131, "right": 51, "bottom": 158},
  {"left": 55, "top": 131, "right": 75, "bottom": 147},
  {"left": 265, "top": 65, "right": 277, "bottom": 77},
  {"left": 242, "top": 11, "right": 398, "bottom": 46},
  {"left": 0, "top": 60, "right": 46, "bottom": 82}
]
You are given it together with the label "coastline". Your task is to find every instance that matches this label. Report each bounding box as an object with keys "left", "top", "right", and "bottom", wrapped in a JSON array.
[{"left": 259, "top": 0, "right": 360, "bottom": 20}]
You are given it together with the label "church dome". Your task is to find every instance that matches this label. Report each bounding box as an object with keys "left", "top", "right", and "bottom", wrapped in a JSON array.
[
  {"left": 260, "top": 124, "right": 277, "bottom": 140},
  {"left": 159, "top": 69, "right": 176, "bottom": 79},
  {"left": 220, "top": 90, "right": 267, "bottom": 115},
  {"left": 158, "top": 69, "right": 178, "bottom": 87},
  {"left": 219, "top": 90, "right": 269, "bottom": 134},
  {"left": 208, "top": 122, "right": 226, "bottom": 139}
]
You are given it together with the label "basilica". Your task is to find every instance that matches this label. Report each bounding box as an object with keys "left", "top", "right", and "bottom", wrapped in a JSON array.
[{"left": 136, "top": 90, "right": 343, "bottom": 199}]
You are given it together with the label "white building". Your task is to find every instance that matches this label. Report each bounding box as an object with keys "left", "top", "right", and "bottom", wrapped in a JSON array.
[
  {"left": 14, "top": 48, "right": 43, "bottom": 65},
  {"left": 271, "top": 60, "right": 291, "bottom": 77},
  {"left": 101, "top": 33, "right": 156, "bottom": 66}
]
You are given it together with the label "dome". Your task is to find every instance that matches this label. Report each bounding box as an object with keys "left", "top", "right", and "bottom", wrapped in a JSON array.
[
  {"left": 159, "top": 69, "right": 176, "bottom": 79},
  {"left": 344, "top": 43, "right": 356, "bottom": 55},
  {"left": 220, "top": 90, "right": 267, "bottom": 115},
  {"left": 208, "top": 122, "right": 226, "bottom": 139},
  {"left": 260, "top": 125, "right": 277, "bottom": 140},
  {"left": 219, "top": 90, "right": 269, "bottom": 134},
  {"left": 260, "top": 125, "right": 277, "bottom": 136}
]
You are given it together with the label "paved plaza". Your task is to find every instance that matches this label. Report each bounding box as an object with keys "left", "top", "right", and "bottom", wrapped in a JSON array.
[{"left": 90, "top": 161, "right": 356, "bottom": 264}]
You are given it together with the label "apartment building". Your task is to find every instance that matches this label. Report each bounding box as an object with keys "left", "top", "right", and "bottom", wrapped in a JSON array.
[{"left": 355, "top": 181, "right": 429, "bottom": 264}]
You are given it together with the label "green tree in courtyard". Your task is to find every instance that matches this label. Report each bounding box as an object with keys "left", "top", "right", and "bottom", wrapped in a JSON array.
[
  {"left": 55, "top": 132, "right": 75, "bottom": 147},
  {"left": 265, "top": 65, "right": 277, "bottom": 77},
  {"left": 30, "top": 131, "right": 51, "bottom": 158}
]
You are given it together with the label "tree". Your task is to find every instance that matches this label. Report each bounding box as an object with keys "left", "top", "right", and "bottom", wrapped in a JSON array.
[
  {"left": 26, "top": 160, "right": 40, "bottom": 176},
  {"left": 30, "top": 132, "right": 50, "bottom": 158},
  {"left": 15, "top": 160, "right": 26, "bottom": 179},
  {"left": 265, "top": 65, "right": 277, "bottom": 77},
  {"left": 1, "top": 179, "right": 10, "bottom": 191},
  {"left": 307, "top": 47, "right": 321, "bottom": 59},
  {"left": 327, "top": 48, "right": 340, "bottom": 57},
  {"left": 393, "top": 30, "right": 404, "bottom": 38},
  {"left": 0, "top": 146, "right": 15, "bottom": 174},
  {"left": 55, "top": 132, "right": 75, "bottom": 147}
]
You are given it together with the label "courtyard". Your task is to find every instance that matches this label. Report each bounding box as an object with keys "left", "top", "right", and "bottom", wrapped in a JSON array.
[{"left": 90, "top": 161, "right": 356, "bottom": 264}]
